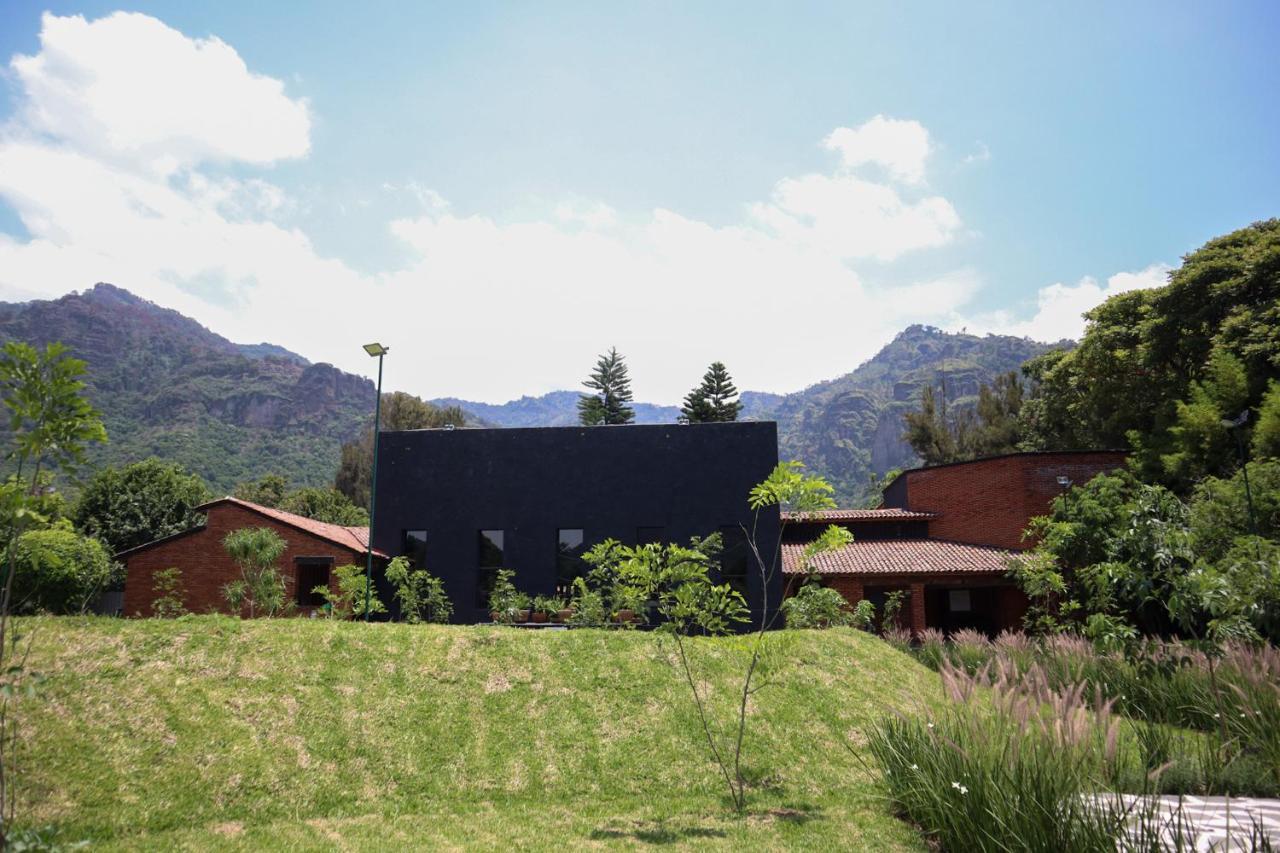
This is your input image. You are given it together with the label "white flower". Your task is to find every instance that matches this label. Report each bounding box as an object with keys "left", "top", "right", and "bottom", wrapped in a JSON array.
[
  {"left": 1214, "top": 713, "right": 1221, "bottom": 719},
  {"left": 951, "top": 781, "right": 968, "bottom": 794},
  {"left": 927, "top": 722, "right": 935, "bottom": 729},
  {"left": 911, "top": 764, "right": 919, "bottom": 771}
]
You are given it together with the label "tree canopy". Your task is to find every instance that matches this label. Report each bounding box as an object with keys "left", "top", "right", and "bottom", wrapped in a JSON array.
[
  {"left": 578, "top": 347, "right": 635, "bottom": 426},
  {"left": 72, "top": 459, "right": 210, "bottom": 555},
  {"left": 902, "top": 371, "right": 1024, "bottom": 466},
  {"left": 1019, "top": 219, "right": 1280, "bottom": 490},
  {"left": 679, "top": 362, "right": 742, "bottom": 423}
]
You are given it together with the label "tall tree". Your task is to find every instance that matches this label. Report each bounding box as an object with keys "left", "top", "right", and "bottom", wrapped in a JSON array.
[
  {"left": 0, "top": 341, "right": 105, "bottom": 845},
  {"left": 233, "top": 474, "right": 289, "bottom": 508},
  {"left": 578, "top": 347, "right": 635, "bottom": 426},
  {"left": 680, "top": 361, "right": 743, "bottom": 423},
  {"left": 334, "top": 393, "right": 466, "bottom": 508},
  {"left": 73, "top": 459, "right": 211, "bottom": 555},
  {"left": 903, "top": 371, "right": 1024, "bottom": 466}
]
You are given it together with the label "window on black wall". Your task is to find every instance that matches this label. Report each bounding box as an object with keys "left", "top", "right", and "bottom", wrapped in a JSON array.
[
  {"left": 556, "top": 528, "right": 585, "bottom": 597},
  {"left": 719, "top": 525, "right": 749, "bottom": 599},
  {"left": 476, "top": 529, "right": 505, "bottom": 609},
  {"left": 403, "top": 530, "right": 428, "bottom": 567}
]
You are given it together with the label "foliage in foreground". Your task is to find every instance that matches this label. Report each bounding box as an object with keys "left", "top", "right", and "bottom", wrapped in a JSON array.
[{"left": 867, "top": 657, "right": 1274, "bottom": 852}]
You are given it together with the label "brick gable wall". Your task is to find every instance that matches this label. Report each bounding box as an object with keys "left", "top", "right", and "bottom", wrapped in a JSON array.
[
  {"left": 904, "top": 452, "right": 1126, "bottom": 550},
  {"left": 121, "top": 503, "right": 366, "bottom": 617}
]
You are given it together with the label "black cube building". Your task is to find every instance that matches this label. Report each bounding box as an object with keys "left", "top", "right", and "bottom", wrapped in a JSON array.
[{"left": 371, "top": 421, "right": 781, "bottom": 625}]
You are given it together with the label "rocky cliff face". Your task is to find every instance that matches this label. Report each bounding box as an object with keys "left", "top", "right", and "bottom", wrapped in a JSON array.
[{"left": 0, "top": 284, "right": 374, "bottom": 491}]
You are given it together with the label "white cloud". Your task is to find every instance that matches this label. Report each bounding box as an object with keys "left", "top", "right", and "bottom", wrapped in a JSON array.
[
  {"left": 0, "top": 13, "right": 977, "bottom": 404},
  {"left": 8, "top": 11, "right": 309, "bottom": 176},
  {"left": 960, "top": 263, "right": 1171, "bottom": 342},
  {"left": 824, "top": 115, "right": 932, "bottom": 184}
]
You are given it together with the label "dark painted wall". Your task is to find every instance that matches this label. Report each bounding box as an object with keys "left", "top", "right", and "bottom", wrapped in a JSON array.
[{"left": 371, "top": 422, "right": 781, "bottom": 625}]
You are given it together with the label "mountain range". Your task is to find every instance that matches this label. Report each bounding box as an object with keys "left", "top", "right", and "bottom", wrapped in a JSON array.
[{"left": 0, "top": 284, "right": 1064, "bottom": 502}]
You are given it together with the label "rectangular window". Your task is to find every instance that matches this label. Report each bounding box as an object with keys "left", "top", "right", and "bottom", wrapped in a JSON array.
[
  {"left": 949, "top": 590, "right": 972, "bottom": 613},
  {"left": 295, "top": 558, "right": 333, "bottom": 608},
  {"left": 402, "top": 529, "right": 428, "bottom": 568},
  {"left": 719, "top": 525, "right": 749, "bottom": 599},
  {"left": 477, "top": 529, "right": 505, "bottom": 608},
  {"left": 556, "top": 528, "right": 585, "bottom": 597},
  {"left": 636, "top": 526, "right": 665, "bottom": 545}
]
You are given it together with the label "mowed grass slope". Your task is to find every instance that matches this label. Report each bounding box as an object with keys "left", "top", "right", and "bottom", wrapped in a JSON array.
[{"left": 18, "top": 617, "right": 938, "bottom": 850}]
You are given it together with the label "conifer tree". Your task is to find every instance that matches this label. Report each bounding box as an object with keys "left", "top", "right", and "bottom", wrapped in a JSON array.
[
  {"left": 578, "top": 347, "right": 635, "bottom": 425},
  {"left": 680, "top": 361, "right": 743, "bottom": 423}
]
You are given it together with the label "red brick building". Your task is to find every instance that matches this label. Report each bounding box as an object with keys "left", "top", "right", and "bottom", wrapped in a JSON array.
[
  {"left": 783, "top": 451, "right": 1126, "bottom": 635},
  {"left": 119, "top": 497, "right": 386, "bottom": 617}
]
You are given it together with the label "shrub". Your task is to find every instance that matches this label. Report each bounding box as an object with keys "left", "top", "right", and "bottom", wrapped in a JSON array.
[
  {"left": 313, "top": 564, "right": 386, "bottom": 619},
  {"left": 780, "top": 583, "right": 861, "bottom": 629},
  {"left": 567, "top": 577, "right": 607, "bottom": 627},
  {"left": 385, "top": 556, "right": 452, "bottom": 623},
  {"left": 221, "top": 527, "right": 287, "bottom": 618},
  {"left": 12, "top": 527, "right": 114, "bottom": 614},
  {"left": 150, "top": 567, "right": 187, "bottom": 617}
]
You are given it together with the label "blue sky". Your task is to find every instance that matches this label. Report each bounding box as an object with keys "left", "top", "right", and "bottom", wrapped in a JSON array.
[{"left": 0, "top": 2, "right": 1276, "bottom": 403}]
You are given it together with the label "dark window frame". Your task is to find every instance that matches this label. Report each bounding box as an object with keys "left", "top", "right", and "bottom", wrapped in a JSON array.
[
  {"left": 556, "top": 528, "right": 586, "bottom": 597},
  {"left": 402, "top": 529, "right": 428, "bottom": 568},
  {"left": 295, "top": 556, "right": 335, "bottom": 607},
  {"left": 476, "top": 529, "right": 505, "bottom": 608}
]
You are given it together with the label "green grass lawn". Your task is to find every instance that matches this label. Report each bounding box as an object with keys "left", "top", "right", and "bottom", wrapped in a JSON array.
[{"left": 16, "top": 616, "right": 939, "bottom": 850}]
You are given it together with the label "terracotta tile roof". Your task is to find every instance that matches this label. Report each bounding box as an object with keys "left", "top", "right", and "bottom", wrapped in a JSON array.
[
  {"left": 780, "top": 508, "right": 938, "bottom": 522},
  {"left": 782, "top": 538, "right": 1022, "bottom": 576},
  {"left": 198, "top": 497, "right": 388, "bottom": 558}
]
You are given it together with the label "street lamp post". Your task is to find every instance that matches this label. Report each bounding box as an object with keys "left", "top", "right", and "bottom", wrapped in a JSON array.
[
  {"left": 363, "top": 342, "right": 389, "bottom": 621},
  {"left": 1222, "top": 410, "right": 1259, "bottom": 540}
]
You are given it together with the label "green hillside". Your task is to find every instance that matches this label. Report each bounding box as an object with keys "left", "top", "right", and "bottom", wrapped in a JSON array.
[{"left": 17, "top": 617, "right": 938, "bottom": 851}]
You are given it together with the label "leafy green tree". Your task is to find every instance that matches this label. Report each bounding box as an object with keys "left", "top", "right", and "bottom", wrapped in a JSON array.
[
  {"left": 1188, "top": 460, "right": 1280, "bottom": 564},
  {"left": 11, "top": 527, "right": 114, "bottom": 615},
  {"left": 73, "top": 459, "right": 210, "bottom": 554},
  {"left": 222, "top": 527, "right": 288, "bottom": 618},
  {"left": 679, "top": 361, "right": 743, "bottom": 423},
  {"left": 1021, "top": 220, "right": 1280, "bottom": 489},
  {"left": 334, "top": 393, "right": 466, "bottom": 507},
  {"left": 577, "top": 347, "right": 635, "bottom": 426},
  {"left": 0, "top": 340, "right": 105, "bottom": 845},
  {"left": 903, "top": 372, "right": 1024, "bottom": 465},
  {"left": 233, "top": 474, "right": 289, "bottom": 508},
  {"left": 313, "top": 563, "right": 385, "bottom": 619},
  {"left": 150, "top": 567, "right": 188, "bottom": 618},
  {"left": 385, "top": 555, "right": 452, "bottom": 623},
  {"left": 278, "top": 487, "right": 368, "bottom": 526},
  {"left": 1254, "top": 381, "right": 1280, "bottom": 460}
]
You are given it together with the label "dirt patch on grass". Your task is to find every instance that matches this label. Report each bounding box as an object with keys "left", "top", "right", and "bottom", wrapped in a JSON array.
[{"left": 484, "top": 674, "right": 511, "bottom": 694}]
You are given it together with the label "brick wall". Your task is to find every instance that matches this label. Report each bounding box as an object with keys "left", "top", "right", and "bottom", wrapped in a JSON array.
[
  {"left": 121, "top": 504, "right": 364, "bottom": 617},
  {"left": 904, "top": 451, "right": 1126, "bottom": 550}
]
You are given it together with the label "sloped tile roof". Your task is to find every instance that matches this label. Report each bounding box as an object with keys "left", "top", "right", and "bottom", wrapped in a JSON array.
[
  {"left": 782, "top": 538, "right": 1021, "bottom": 576},
  {"left": 780, "top": 508, "right": 938, "bottom": 522},
  {"left": 197, "top": 497, "right": 387, "bottom": 558}
]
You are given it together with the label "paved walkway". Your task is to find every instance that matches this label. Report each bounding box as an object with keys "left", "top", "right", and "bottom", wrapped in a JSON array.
[{"left": 1088, "top": 795, "right": 1280, "bottom": 851}]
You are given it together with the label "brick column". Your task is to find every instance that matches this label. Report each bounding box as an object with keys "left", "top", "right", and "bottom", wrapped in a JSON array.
[{"left": 909, "top": 582, "right": 926, "bottom": 636}]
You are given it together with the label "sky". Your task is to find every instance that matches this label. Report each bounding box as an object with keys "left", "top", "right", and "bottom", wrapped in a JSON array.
[{"left": 0, "top": 2, "right": 1276, "bottom": 404}]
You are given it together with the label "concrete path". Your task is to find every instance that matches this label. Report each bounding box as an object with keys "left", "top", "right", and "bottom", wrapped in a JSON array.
[{"left": 1088, "top": 795, "right": 1280, "bottom": 852}]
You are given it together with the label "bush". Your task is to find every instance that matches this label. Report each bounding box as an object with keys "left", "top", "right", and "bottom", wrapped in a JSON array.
[
  {"left": 385, "top": 556, "right": 452, "bottom": 624},
  {"left": 12, "top": 527, "right": 115, "bottom": 614},
  {"left": 781, "top": 583, "right": 866, "bottom": 629},
  {"left": 150, "top": 567, "right": 187, "bottom": 617}
]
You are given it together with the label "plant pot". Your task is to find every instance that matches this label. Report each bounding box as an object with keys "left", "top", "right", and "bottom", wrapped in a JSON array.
[
  {"left": 531, "top": 611, "right": 548, "bottom": 624},
  {"left": 558, "top": 608, "right": 574, "bottom": 623},
  {"left": 613, "top": 609, "right": 636, "bottom": 624},
  {"left": 515, "top": 609, "right": 531, "bottom": 623},
  {"left": 489, "top": 610, "right": 501, "bottom": 623}
]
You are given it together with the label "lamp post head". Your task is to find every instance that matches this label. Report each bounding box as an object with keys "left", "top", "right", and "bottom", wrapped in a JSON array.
[
  {"left": 1056, "top": 476, "right": 1072, "bottom": 488},
  {"left": 363, "top": 342, "right": 389, "bottom": 357}
]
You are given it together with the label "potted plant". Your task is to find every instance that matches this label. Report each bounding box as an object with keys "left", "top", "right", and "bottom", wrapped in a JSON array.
[
  {"left": 488, "top": 568, "right": 518, "bottom": 624},
  {"left": 510, "top": 592, "right": 532, "bottom": 623},
  {"left": 611, "top": 585, "right": 647, "bottom": 626},
  {"left": 531, "top": 594, "right": 560, "bottom": 624}
]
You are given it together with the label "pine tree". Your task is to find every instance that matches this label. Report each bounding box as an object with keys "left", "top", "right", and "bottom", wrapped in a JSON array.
[
  {"left": 680, "top": 361, "right": 742, "bottom": 423},
  {"left": 578, "top": 347, "right": 635, "bottom": 425}
]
